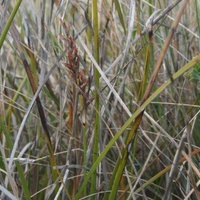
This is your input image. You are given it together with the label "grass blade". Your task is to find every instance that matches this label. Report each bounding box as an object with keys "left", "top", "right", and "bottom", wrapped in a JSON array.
[{"left": 0, "top": 0, "right": 23, "bottom": 49}]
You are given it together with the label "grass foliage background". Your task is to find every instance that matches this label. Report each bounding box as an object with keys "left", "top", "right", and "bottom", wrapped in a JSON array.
[{"left": 0, "top": 0, "right": 200, "bottom": 199}]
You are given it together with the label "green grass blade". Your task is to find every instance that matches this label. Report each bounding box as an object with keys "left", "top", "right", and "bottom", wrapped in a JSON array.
[
  {"left": 113, "top": 0, "right": 126, "bottom": 34},
  {"left": 90, "top": 0, "right": 100, "bottom": 198},
  {"left": 15, "top": 161, "right": 31, "bottom": 200},
  {"left": 0, "top": 0, "right": 23, "bottom": 49},
  {"left": 135, "top": 148, "right": 200, "bottom": 194},
  {"left": 195, "top": 0, "right": 200, "bottom": 37}
]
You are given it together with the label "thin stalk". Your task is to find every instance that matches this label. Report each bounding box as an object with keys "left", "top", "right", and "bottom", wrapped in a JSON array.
[
  {"left": 83, "top": 125, "right": 87, "bottom": 196},
  {"left": 90, "top": 0, "right": 100, "bottom": 198},
  {"left": 0, "top": 0, "right": 23, "bottom": 49},
  {"left": 195, "top": 0, "right": 200, "bottom": 37},
  {"left": 20, "top": 53, "right": 59, "bottom": 184},
  {"left": 113, "top": 0, "right": 126, "bottom": 34}
]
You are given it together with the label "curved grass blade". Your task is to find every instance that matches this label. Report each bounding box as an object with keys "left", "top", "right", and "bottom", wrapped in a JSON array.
[
  {"left": 0, "top": 0, "right": 23, "bottom": 49},
  {"left": 113, "top": 0, "right": 126, "bottom": 34}
]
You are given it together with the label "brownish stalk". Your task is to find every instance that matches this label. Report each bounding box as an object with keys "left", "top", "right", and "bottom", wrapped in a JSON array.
[
  {"left": 142, "top": 0, "right": 188, "bottom": 104},
  {"left": 60, "top": 19, "right": 88, "bottom": 198},
  {"left": 132, "top": 0, "right": 183, "bottom": 45},
  {"left": 59, "top": 19, "right": 79, "bottom": 131},
  {"left": 20, "top": 53, "right": 59, "bottom": 180},
  {"left": 60, "top": 20, "right": 78, "bottom": 198}
]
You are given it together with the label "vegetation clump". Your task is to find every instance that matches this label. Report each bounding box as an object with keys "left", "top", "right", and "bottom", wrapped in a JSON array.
[{"left": 0, "top": 0, "right": 200, "bottom": 199}]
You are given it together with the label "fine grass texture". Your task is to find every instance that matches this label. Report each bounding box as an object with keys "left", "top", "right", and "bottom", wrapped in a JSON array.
[{"left": 0, "top": 0, "right": 200, "bottom": 199}]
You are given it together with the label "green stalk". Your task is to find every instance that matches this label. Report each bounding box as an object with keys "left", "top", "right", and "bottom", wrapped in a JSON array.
[
  {"left": 90, "top": 0, "right": 100, "bottom": 198},
  {"left": 113, "top": 0, "right": 126, "bottom": 34},
  {"left": 0, "top": 0, "right": 23, "bottom": 49},
  {"left": 195, "top": 0, "right": 200, "bottom": 37},
  {"left": 6, "top": 76, "right": 28, "bottom": 119}
]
